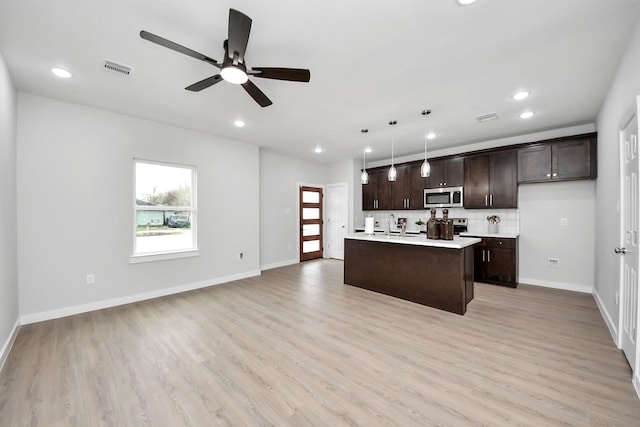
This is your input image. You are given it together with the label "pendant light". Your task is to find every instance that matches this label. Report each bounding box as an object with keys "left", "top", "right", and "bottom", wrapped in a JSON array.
[
  {"left": 421, "top": 130, "right": 431, "bottom": 178},
  {"left": 360, "top": 129, "right": 369, "bottom": 184},
  {"left": 388, "top": 120, "right": 397, "bottom": 182},
  {"left": 421, "top": 109, "right": 432, "bottom": 178}
]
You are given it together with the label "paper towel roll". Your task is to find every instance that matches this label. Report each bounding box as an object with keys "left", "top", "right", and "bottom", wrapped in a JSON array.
[{"left": 364, "top": 217, "right": 375, "bottom": 235}]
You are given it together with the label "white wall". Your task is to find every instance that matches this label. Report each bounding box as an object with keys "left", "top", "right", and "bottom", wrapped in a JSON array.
[
  {"left": 17, "top": 94, "right": 260, "bottom": 320},
  {"left": 259, "top": 150, "right": 325, "bottom": 270},
  {"left": 519, "top": 180, "right": 595, "bottom": 292},
  {"left": 595, "top": 17, "right": 640, "bottom": 338},
  {"left": 0, "top": 51, "right": 19, "bottom": 368}
]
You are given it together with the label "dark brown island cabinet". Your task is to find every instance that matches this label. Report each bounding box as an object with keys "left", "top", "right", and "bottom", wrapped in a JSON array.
[
  {"left": 425, "top": 157, "right": 464, "bottom": 188},
  {"left": 472, "top": 236, "right": 519, "bottom": 287},
  {"left": 517, "top": 136, "right": 597, "bottom": 183},
  {"left": 464, "top": 150, "right": 518, "bottom": 209},
  {"left": 344, "top": 235, "right": 480, "bottom": 315}
]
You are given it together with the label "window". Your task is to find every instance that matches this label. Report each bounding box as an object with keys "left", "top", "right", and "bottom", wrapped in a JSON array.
[{"left": 132, "top": 159, "right": 197, "bottom": 262}]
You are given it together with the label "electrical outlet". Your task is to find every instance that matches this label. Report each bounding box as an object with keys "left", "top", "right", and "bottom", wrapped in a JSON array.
[
  {"left": 238, "top": 252, "right": 243, "bottom": 261},
  {"left": 547, "top": 258, "right": 559, "bottom": 269},
  {"left": 86, "top": 274, "right": 96, "bottom": 285},
  {"left": 560, "top": 217, "right": 568, "bottom": 226}
]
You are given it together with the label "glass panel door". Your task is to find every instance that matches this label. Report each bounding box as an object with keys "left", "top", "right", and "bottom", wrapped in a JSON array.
[{"left": 299, "top": 186, "right": 323, "bottom": 261}]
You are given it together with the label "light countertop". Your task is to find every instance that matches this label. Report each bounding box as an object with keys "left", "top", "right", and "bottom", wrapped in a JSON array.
[
  {"left": 460, "top": 231, "right": 520, "bottom": 239},
  {"left": 346, "top": 233, "right": 481, "bottom": 249}
]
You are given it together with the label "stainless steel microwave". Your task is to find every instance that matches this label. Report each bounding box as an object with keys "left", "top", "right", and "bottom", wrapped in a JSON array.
[{"left": 424, "top": 186, "right": 463, "bottom": 208}]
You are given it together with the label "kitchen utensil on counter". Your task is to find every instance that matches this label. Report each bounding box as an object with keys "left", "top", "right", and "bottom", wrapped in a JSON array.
[{"left": 487, "top": 215, "right": 500, "bottom": 233}]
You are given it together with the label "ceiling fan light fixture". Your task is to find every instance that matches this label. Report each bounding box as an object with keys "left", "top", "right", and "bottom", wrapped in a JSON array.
[{"left": 220, "top": 65, "right": 248, "bottom": 84}]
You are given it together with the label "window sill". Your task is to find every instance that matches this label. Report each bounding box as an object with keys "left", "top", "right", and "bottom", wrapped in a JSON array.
[{"left": 130, "top": 249, "right": 200, "bottom": 264}]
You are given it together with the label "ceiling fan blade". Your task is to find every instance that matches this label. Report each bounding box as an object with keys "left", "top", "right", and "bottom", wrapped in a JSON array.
[
  {"left": 241, "top": 80, "right": 272, "bottom": 107},
  {"left": 250, "top": 67, "right": 311, "bottom": 82},
  {"left": 140, "top": 30, "right": 220, "bottom": 67},
  {"left": 227, "top": 9, "right": 252, "bottom": 63},
  {"left": 185, "top": 75, "right": 223, "bottom": 91}
]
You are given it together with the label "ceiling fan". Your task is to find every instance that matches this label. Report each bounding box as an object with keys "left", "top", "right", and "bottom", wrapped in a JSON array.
[{"left": 140, "top": 8, "right": 311, "bottom": 107}]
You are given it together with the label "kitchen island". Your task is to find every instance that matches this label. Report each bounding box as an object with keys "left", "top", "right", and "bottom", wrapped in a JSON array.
[{"left": 344, "top": 234, "right": 481, "bottom": 315}]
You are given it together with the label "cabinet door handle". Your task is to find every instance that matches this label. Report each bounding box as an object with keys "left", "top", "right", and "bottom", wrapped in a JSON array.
[
  {"left": 482, "top": 249, "right": 485, "bottom": 262},
  {"left": 553, "top": 173, "right": 557, "bottom": 177},
  {"left": 546, "top": 173, "right": 551, "bottom": 177},
  {"left": 487, "top": 249, "right": 491, "bottom": 263},
  {"left": 485, "top": 195, "right": 488, "bottom": 206},
  {"left": 406, "top": 198, "right": 410, "bottom": 208},
  {"left": 443, "top": 182, "right": 447, "bottom": 186},
  {"left": 490, "top": 194, "right": 493, "bottom": 206}
]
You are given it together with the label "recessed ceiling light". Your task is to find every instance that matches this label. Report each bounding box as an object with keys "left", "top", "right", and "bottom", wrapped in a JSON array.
[
  {"left": 51, "top": 67, "right": 72, "bottom": 78},
  {"left": 365, "top": 147, "right": 372, "bottom": 153},
  {"left": 520, "top": 111, "right": 534, "bottom": 119},
  {"left": 513, "top": 91, "right": 530, "bottom": 101},
  {"left": 233, "top": 119, "right": 245, "bottom": 128},
  {"left": 456, "top": 0, "right": 478, "bottom": 5},
  {"left": 426, "top": 132, "right": 436, "bottom": 140},
  {"left": 315, "top": 147, "right": 322, "bottom": 153}
]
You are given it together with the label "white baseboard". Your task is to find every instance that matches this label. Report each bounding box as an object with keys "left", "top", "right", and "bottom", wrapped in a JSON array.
[
  {"left": 634, "top": 374, "right": 640, "bottom": 399},
  {"left": 0, "top": 318, "right": 21, "bottom": 373},
  {"left": 260, "top": 259, "right": 298, "bottom": 271},
  {"left": 593, "top": 288, "right": 619, "bottom": 346},
  {"left": 518, "top": 276, "right": 593, "bottom": 294},
  {"left": 20, "top": 270, "right": 261, "bottom": 325}
]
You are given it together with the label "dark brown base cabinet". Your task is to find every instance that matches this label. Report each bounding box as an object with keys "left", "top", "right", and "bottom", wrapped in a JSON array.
[{"left": 473, "top": 237, "right": 518, "bottom": 287}]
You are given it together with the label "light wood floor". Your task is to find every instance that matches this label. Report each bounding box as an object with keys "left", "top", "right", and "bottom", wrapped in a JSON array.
[{"left": 1, "top": 259, "right": 640, "bottom": 426}]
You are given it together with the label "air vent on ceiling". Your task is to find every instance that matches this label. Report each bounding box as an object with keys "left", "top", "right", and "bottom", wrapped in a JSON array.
[
  {"left": 102, "top": 59, "right": 134, "bottom": 77},
  {"left": 476, "top": 112, "right": 498, "bottom": 122}
]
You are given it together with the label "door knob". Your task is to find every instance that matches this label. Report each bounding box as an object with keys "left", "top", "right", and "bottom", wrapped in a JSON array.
[{"left": 615, "top": 247, "right": 627, "bottom": 254}]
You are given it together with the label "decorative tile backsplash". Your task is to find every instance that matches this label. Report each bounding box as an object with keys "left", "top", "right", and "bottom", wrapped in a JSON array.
[{"left": 359, "top": 208, "right": 520, "bottom": 235}]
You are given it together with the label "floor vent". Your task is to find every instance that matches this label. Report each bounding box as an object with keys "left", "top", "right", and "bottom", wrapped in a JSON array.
[
  {"left": 102, "top": 59, "right": 134, "bottom": 76},
  {"left": 476, "top": 112, "right": 498, "bottom": 122}
]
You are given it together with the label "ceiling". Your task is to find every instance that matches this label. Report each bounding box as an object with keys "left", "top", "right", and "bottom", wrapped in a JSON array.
[{"left": 1, "top": 0, "right": 639, "bottom": 163}]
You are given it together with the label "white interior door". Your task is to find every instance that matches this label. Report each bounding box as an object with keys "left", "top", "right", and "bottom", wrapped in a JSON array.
[
  {"left": 325, "top": 183, "right": 348, "bottom": 260},
  {"left": 619, "top": 104, "right": 639, "bottom": 371}
]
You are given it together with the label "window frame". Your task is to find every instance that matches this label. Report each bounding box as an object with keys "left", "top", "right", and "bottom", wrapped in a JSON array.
[{"left": 130, "top": 158, "right": 199, "bottom": 263}]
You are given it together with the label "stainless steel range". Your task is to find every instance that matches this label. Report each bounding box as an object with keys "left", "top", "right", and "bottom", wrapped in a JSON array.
[{"left": 451, "top": 218, "right": 468, "bottom": 235}]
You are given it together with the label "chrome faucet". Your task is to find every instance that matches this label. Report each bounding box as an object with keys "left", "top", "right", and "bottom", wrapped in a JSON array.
[
  {"left": 388, "top": 214, "right": 395, "bottom": 236},
  {"left": 400, "top": 221, "right": 406, "bottom": 237}
]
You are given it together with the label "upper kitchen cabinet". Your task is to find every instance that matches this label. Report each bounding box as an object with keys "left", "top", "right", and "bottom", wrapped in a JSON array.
[
  {"left": 362, "top": 167, "right": 392, "bottom": 210},
  {"left": 391, "top": 162, "right": 426, "bottom": 210},
  {"left": 518, "top": 135, "right": 597, "bottom": 183},
  {"left": 426, "top": 157, "right": 464, "bottom": 189},
  {"left": 464, "top": 150, "right": 518, "bottom": 209}
]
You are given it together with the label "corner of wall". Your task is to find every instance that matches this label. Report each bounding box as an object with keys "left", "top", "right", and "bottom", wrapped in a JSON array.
[{"left": 593, "top": 287, "right": 619, "bottom": 346}]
